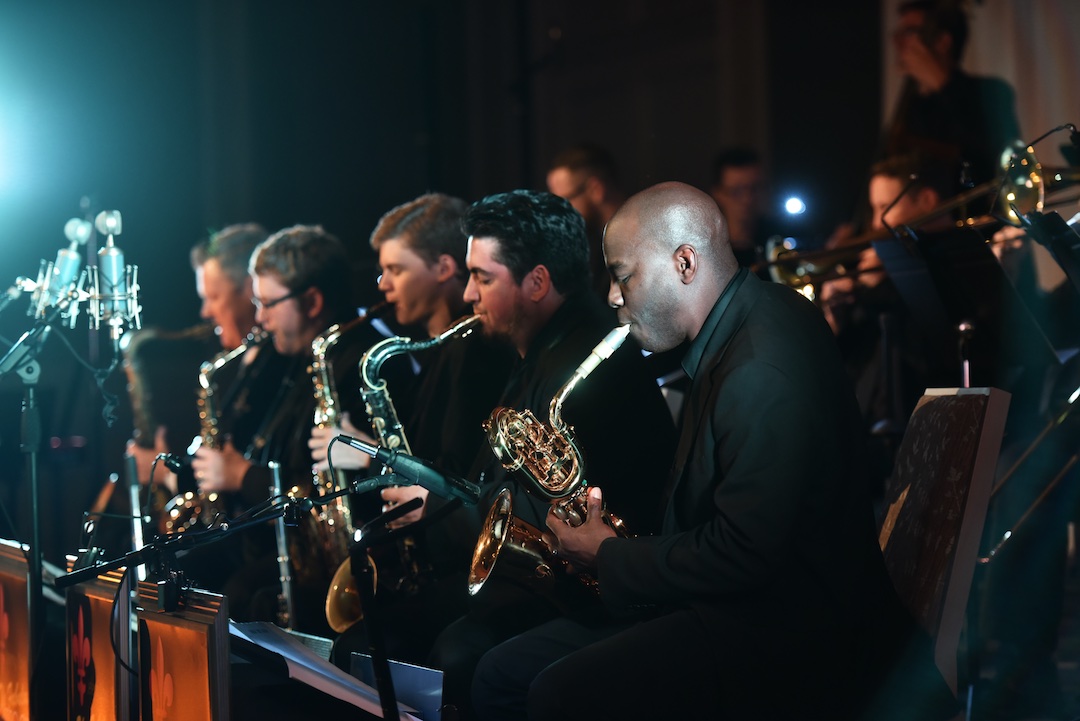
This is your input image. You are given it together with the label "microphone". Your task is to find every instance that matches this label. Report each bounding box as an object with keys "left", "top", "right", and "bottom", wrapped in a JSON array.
[
  {"left": 336, "top": 435, "right": 481, "bottom": 505},
  {"left": 88, "top": 210, "right": 141, "bottom": 348},
  {"left": 24, "top": 218, "right": 93, "bottom": 324}
]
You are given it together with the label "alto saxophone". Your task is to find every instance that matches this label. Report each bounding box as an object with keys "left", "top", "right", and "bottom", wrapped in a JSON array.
[
  {"left": 468, "top": 324, "right": 631, "bottom": 597},
  {"left": 162, "top": 327, "right": 268, "bottom": 533},
  {"left": 325, "top": 313, "right": 481, "bottom": 634}
]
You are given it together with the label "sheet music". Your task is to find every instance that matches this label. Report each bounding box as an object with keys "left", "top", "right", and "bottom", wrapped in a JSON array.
[{"left": 230, "top": 621, "right": 420, "bottom": 720}]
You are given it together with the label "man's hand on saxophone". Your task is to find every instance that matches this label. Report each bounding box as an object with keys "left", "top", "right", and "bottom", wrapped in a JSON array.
[
  {"left": 380, "top": 485, "right": 428, "bottom": 528},
  {"left": 191, "top": 440, "right": 250, "bottom": 492},
  {"left": 308, "top": 412, "right": 375, "bottom": 473},
  {"left": 544, "top": 486, "right": 616, "bottom": 574}
]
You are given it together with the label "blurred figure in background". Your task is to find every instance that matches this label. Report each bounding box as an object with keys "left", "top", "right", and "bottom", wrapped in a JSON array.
[
  {"left": 709, "top": 146, "right": 780, "bottom": 273},
  {"left": 547, "top": 144, "right": 626, "bottom": 301},
  {"left": 819, "top": 154, "right": 955, "bottom": 491},
  {"left": 882, "top": 0, "right": 1020, "bottom": 191}
]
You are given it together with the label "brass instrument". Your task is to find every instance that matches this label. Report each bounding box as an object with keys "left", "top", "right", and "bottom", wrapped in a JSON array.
[
  {"left": 468, "top": 324, "right": 631, "bottom": 598},
  {"left": 162, "top": 328, "right": 268, "bottom": 533},
  {"left": 292, "top": 308, "right": 388, "bottom": 596},
  {"left": 763, "top": 143, "right": 1078, "bottom": 297},
  {"left": 325, "top": 313, "right": 482, "bottom": 634}
]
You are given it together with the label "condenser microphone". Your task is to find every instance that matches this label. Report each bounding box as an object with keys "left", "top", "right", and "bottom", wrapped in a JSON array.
[
  {"left": 89, "top": 210, "right": 141, "bottom": 348},
  {"left": 27, "top": 218, "right": 92, "bottom": 322},
  {"left": 337, "top": 435, "right": 481, "bottom": 505}
]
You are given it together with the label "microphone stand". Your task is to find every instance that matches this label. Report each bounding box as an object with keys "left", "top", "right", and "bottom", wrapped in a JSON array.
[
  {"left": 0, "top": 302, "right": 68, "bottom": 721},
  {"left": 347, "top": 498, "right": 423, "bottom": 721}
]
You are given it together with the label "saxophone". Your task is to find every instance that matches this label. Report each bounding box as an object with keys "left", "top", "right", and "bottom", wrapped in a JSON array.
[
  {"left": 324, "top": 313, "right": 481, "bottom": 633},
  {"left": 292, "top": 308, "right": 386, "bottom": 593},
  {"left": 468, "top": 324, "right": 631, "bottom": 598},
  {"left": 161, "top": 328, "right": 269, "bottom": 533}
]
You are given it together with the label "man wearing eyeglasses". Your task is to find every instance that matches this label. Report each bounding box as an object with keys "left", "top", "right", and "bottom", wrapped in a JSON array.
[{"left": 190, "top": 224, "right": 379, "bottom": 634}]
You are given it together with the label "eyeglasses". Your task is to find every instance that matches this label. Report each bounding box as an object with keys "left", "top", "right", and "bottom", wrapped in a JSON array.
[{"left": 252, "top": 287, "right": 306, "bottom": 310}]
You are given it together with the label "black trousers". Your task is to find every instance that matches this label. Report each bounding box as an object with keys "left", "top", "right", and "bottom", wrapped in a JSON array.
[
  {"left": 472, "top": 605, "right": 955, "bottom": 721},
  {"left": 472, "top": 609, "right": 727, "bottom": 721}
]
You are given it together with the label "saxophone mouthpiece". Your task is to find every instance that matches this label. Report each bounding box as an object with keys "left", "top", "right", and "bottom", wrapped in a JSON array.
[{"left": 576, "top": 324, "right": 632, "bottom": 381}]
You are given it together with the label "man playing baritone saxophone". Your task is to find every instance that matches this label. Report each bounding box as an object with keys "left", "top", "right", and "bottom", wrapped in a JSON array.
[
  {"left": 308, "top": 193, "right": 515, "bottom": 668},
  {"left": 191, "top": 225, "right": 382, "bottom": 634},
  {"left": 471, "top": 183, "right": 953, "bottom": 721},
  {"left": 426, "top": 190, "right": 677, "bottom": 720}
]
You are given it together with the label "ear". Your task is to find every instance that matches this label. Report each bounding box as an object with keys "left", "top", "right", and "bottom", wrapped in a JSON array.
[
  {"left": 434, "top": 254, "right": 458, "bottom": 283},
  {"left": 673, "top": 245, "right": 697, "bottom": 285},
  {"left": 585, "top": 175, "right": 605, "bottom": 204},
  {"left": 523, "top": 264, "right": 552, "bottom": 302},
  {"left": 303, "top": 286, "right": 326, "bottom": 320}
]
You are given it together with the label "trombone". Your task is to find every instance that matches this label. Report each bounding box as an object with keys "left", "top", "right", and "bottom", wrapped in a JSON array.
[{"left": 760, "top": 143, "right": 1080, "bottom": 298}]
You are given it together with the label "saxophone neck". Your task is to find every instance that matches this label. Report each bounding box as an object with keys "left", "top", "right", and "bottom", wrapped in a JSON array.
[
  {"left": 360, "top": 313, "right": 480, "bottom": 390},
  {"left": 549, "top": 324, "right": 631, "bottom": 431}
]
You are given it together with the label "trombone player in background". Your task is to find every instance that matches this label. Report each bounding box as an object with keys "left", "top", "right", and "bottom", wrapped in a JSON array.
[
  {"left": 471, "top": 182, "right": 952, "bottom": 721},
  {"left": 817, "top": 154, "right": 957, "bottom": 489}
]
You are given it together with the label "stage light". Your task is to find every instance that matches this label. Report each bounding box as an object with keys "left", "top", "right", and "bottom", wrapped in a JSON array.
[{"left": 784, "top": 196, "right": 806, "bottom": 215}]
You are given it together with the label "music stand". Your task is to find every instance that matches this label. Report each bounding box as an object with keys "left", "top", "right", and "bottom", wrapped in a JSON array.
[
  {"left": 135, "top": 582, "right": 229, "bottom": 720},
  {"left": 64, "top": 557, "right": 134, "bottom": 721},
  {"left": 872, "top": 222, "right": 1066, "bottom": 390},
  {"left": 0, "top": 539, "right": 31, "bottom": 721}
]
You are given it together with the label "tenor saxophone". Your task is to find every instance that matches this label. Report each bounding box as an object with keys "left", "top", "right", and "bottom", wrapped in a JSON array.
[
  {"left": 162, "top": 327, "right": 269, "bottom": 533},
  {"left": 468, "top": 324, "right": 631, "bottom": 597},
  {"left": 324, "top": 313, "right": 481, "bottom": 633}
]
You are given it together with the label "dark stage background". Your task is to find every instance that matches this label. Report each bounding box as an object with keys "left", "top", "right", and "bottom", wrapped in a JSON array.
[{"left": 0, "top": 0, "right": 881, "bottom": 564}]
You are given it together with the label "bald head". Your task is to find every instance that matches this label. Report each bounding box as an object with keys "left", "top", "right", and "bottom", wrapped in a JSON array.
[{"left": 603, "top": 182, "right": 740, "bottom": 350}]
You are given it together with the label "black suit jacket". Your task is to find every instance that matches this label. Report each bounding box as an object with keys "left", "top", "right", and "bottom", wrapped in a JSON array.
[{"left": 597, "top": 270, "right": 914, "bottom": 697}]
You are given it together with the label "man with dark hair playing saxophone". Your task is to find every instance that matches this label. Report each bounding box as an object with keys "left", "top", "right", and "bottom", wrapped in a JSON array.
[{"left": 422, "top": 189, "right": 677, "bottom": 719}]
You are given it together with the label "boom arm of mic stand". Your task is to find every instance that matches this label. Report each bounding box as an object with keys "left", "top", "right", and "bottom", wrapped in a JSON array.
[{"left": 54, "top": 498, "right": 300, "bottom": 590}]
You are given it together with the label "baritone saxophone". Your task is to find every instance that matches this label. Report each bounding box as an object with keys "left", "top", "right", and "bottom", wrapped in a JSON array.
[{"left": 468, "top": 324, "right": 631, "bottom": 598}]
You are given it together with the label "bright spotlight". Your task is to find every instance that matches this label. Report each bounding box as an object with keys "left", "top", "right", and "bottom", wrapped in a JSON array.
[{"left": 784, "top": 197, "right": 806, "bottom": 215}]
